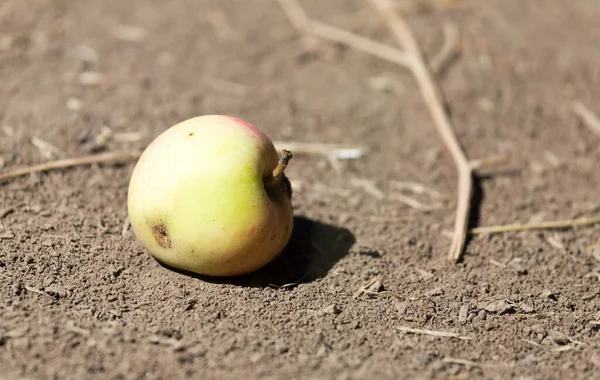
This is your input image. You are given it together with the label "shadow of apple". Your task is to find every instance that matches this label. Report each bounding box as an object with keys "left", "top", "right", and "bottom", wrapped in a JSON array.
[{"left": 158, "top": 215, "right": 356, "bottom": 287}]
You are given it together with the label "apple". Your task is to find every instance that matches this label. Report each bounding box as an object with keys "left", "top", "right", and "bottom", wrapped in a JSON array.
[{"left": 127, "top": 115, "right": 294, "bottom": 276}]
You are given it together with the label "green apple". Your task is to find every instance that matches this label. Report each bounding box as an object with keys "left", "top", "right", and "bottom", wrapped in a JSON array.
[{"left": 127, "top": 115, "right": 294, "bottom": 276}]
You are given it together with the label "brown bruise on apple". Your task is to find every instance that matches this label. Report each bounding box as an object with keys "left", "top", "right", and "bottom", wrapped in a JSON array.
[{"left": 152, "top": 222, "right": 171, "bottom": 248}]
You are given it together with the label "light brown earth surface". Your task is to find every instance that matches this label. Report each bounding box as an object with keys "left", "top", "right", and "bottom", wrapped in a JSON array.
[{"left": 1, "top": 0, "right": 600, "bottom": 379}]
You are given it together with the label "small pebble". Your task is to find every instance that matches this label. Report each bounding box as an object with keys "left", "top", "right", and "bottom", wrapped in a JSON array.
[
  {"left": 322, "top": 304, "right": 341, "bottom": 315},
  {"left": 459, "top": 304, "right": 469, "bottom": 324},
  {"left": 66, "top": 97, "right": 83, "bottom": 112}
]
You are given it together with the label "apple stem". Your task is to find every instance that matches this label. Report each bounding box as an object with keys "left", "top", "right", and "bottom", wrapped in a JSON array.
[{"left": 272, "top": 149, "right": 293, "bottom": 182}]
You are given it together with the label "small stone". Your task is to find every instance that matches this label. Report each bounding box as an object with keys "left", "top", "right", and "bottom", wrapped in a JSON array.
[
  {"left": 45, "top": 284, "right": 66, "bottom": 298},
  {"left": 539, "top": 290, "right": 558, "bottom": 301},
  {"left": 316, "top": 344, "right": 329, "bottom": 357},
  {"left": 12, "top": 282, "right": 23, "bottom": 296},
  {"left": 79, "top": 71, "right": 107, "bottom": 86},
  {"left": 531, "top": 324, "right": 546, "bottom": 339},
  {"left": 474, "top": 310, "right": 486, "bottom": 321},
  {"left": 414, "top": 268, "right": 434, "bottom": 281},
  {"left": 548, "top": 330, "right": 569, "bottom": 345},
  {"left": 42, "top": 275, "right": 55, "bottom": 287},
  {"left": 519, "top": 303, "right": 535, "bottom": 313},
  {"left": 77, "top": 130, "right": 91, "bottom": 144},
  {"left": 459, "top": 305, "right": 469, "bottom": 324},
  {"left": 66, "top": 97, "right": 83, "bottom": 111},
  {"left": 395, "top": 301, "right": 407, "bottom": 315},
  {"left": 425, "top": 287, "right": 443, "bottom": 297},
  {"left": 509, "top": 258, "right": 528, "bottom": 274},
  {"left": 184, "top": 299, "right": 197, "bottom": 311},
  {"left": 482, "top": 300, "right": 516, "bottom": 315},
  {"left": 322, "top": 304, "right": 341, "bottom": 315}
]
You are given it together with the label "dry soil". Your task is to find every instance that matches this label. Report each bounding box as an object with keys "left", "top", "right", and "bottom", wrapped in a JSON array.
[{"left": 1, "top": 0, "right": 600, "bottom": 379}]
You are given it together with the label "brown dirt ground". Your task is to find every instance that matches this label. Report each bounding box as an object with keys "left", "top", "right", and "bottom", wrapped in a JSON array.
[{"left": 1, "top": 0, "right": 600, "bottom": 379}]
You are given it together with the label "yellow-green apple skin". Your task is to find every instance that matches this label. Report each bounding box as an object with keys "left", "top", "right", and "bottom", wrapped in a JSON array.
[{"left": 127, "top": 115, "right": 293, "bottom": 276}]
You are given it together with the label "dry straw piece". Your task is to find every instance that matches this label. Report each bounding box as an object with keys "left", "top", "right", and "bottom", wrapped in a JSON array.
[{"left": 276, "top": 0, "right": 474, "bottom": 262}]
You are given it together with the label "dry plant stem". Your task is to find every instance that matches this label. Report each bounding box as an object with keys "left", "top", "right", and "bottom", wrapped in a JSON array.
[
  {"left": 389, "top": 192, "right": 441, "bottom": 211},
  {"left": 0, "top": 151, "right": 143, "bottom": 182},
  {"left": 572, "top": 100, "right": 600, "bottom": 137},
  {"left": 442, "top": 358, "right": 481, "bottom": 368},
  {"left": 24, "top": 286, "right": 51, "bottom": 297},
  {"left": 430, "top": 22, "right": 460, "bottom": 75},
  {"left": 121, "top": 216, "right": 131, "bottom": 237},
  {"left": 0, "top": 207, "right": 14, "bottom": 219},
  {"left": 368, "top": 0, "right": 472, "bottom": 263},
  {"left": 271, "top": 149, "right": 293, "bottom": 182},
  {"left": 396, "top": 326, "right": 472, "bottom": 340},
  {"left": 470, "top": 216, "right": 600, "bottom": 236},
  {"left": 274, "top": 141, "right": 365, "bottom": 157},
  {"left": 310, "top": 21, "right": 411, "bottom": 67},
  {"left": 0, "top": 232, "right": 15, "bottom": 239},
  {"left": 276, "top": 0, "right": 472, "bottom": 262},
  {"left": 391, "top": 181, "right": 444, "bottom": 200},
  {"left": 275, "top": 0, "right": 310, "bottom": 30},
  {"left": 276, "top": 0, "right": 411, "bottom": 68},
  {"left": 0, "top": 142, "right": 349, "bottom": 182},
  {"left": 31, "top": 137, "right": 67, "bottom": 159},
  {"left": 469, "top": 153, "right": 509, "bottom": 170}
]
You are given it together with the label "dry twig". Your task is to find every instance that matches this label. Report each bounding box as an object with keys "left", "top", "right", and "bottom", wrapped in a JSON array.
[
  {"left": 442, "top": 357, "right": 481, "bottom": 368},
  {"left": 587, "top": 242, "right": 600, "bottom": 253},
  {"left": 367, "top": 0, "right": 473, "bottom": 263},
  {"left": 489, "top": 259, "right": 507, "bottom": 268},
  {"left": 275, "top": 0, "right": 411, "bottom": 68},
  {"left": 350, "top": 178, "right": 385, "bottom": 199},
  {"left": 396, "top": 326, "right": 472, "bottom": 340},
  {"left": 470, "top": 216, "right": 600, "bottom": 236},
  {"left": 121, "top": 216, "right": 131, "bottom": 237},
  {"left": 24, "top": 286, "right": 52, "bottom": 297},
  {"left": 353, "top": 277, "right": 383, "bottom": 298},
  {"left": 31, "top": 137, "right": 67, "bottom": 160},
  {"left": 391, "top": 181, "right": 445, "bottom": 200},
  {"left": 572, "top": 101, "right": 600, "bottom": 137},
  {"left": 276, "top": 0, "right": 473, "bottom": 262},
  {"left": 274, "top": 141, "right": 365, "bottom": 159},
  {"left": 521, "top": 339, "right": 542, "bottom": 348},
  {"left": 0, "top": 151, "right": 142, "bottom": 182},
  {"left": 0, "top": 231, "right": 15, "bottom": 239},
  {"left": 0, "top": 207, "right": 14, "bottom": 219},
  {"left": 0, "top": 141, "right": 362, "bottom": 183},
  {"left": 469, "top": 153, "right": 509, "bottom": 170},
  {"left": 430, "top": 22, "right": 460, "bottom": 76},
  {"left": 389, "top": 192, "right": 442, "bottom": 211}
]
